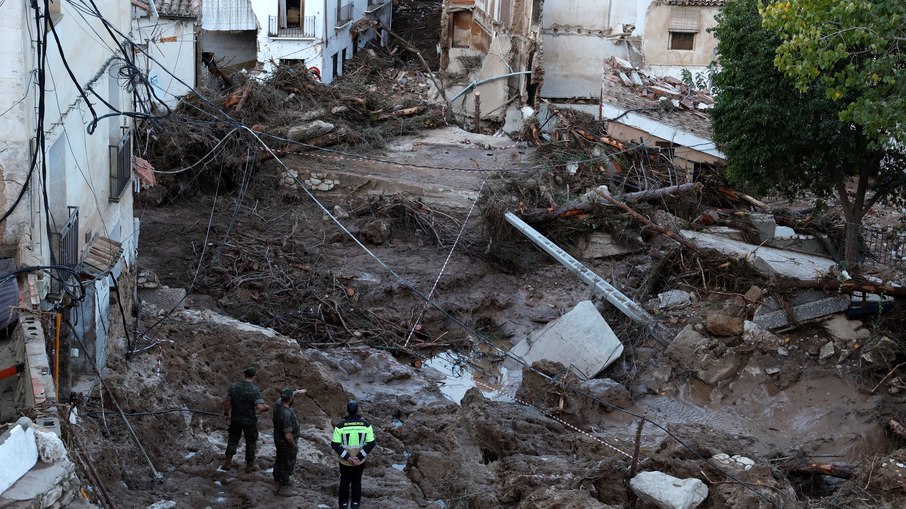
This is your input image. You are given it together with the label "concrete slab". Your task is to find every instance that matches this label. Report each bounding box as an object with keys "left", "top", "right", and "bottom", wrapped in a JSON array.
[
  {"left": 139, "top": 287, "right": 187, "bottom": 312},
  {"left": 680, "top": 230, "right": 837, "bottom": 280},
  {"left": 572, "top": 232, "right": 639, "bottom": 259},
  {"left": 510, "top": 301, "right": 623, "bottom": 379},
  {"left": 0, "top": 422, "right": 38, "bottom": 495},
  {"left": 0, "top": 461, "right": 68, "bottom": 501},
  {"left": 752, "top": 295, "right": 851, "bottom": 330}
]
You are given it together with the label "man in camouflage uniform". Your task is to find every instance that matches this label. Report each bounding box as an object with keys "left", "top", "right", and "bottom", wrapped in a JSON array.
[
  {"left": 272, "top": 387, "right": 305, "bottom": 496},
  {"left": 223, "top": 367, "right": 269, "bottom": 472}
]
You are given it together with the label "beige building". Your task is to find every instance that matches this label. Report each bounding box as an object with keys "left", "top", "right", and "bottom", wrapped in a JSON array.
[
  {"left": 642, "top": 0, "right": 723, "bottom": 78},
  {"left": 437, "top": 0, "right": 724, "bottom": 126}
]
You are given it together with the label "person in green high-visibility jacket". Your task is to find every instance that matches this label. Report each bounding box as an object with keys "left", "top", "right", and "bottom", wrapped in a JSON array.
[{"left": 330, "top": 400, "right": 375, "bottom": 509}]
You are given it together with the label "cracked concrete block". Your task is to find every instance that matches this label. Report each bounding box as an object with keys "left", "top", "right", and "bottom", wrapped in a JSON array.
[{"left": 753, "top": 295, "right": 851, "bottom": 330}]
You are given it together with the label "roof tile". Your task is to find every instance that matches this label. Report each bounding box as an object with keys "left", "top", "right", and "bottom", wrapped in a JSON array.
[{"left": 156, "top": 0, "right": 200, "bottom": 18}]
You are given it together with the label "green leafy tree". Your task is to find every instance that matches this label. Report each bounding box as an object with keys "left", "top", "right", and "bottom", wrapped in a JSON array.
[
  {"left": 761, "top": 0, "right": 905, "bottom": 146},
  {"left": 711, "top": 0, "right": 905, "bottom": 265}
]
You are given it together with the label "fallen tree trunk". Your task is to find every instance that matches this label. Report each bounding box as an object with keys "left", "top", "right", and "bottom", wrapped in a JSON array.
[
  {"left": 376, "top": 105, "right": 426, "bottom": 121},
  {"left": 520, "top": 183, "right": 701, "bottom": 225},
  {"left": 788, "top": 279, "right": 906, "bottom": 299},
  {"left": 597, "top": 191, "right": 698, "bottom": 250},
  {"left": 781, "top": 461, "right": 854, "bottom": 479}
]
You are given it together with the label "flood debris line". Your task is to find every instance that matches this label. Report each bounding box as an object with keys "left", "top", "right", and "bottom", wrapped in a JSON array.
[{"left": 505, "top": 212, "right": 672, "bottom": 345}]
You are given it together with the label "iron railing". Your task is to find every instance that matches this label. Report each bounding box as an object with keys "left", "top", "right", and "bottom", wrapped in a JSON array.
[
  {"left": 365, "top": 0, "right": 387, "bottom": 13},
  {"left": 862, "top": 228, "right": 906, "bottom": 267},
  {"left": 109, "top": 128, "right": 131, "bottom": 202},
  {"left": 268, "top": 15, "right": 318, "bottom": 38},
  {"left": 336, "top": 3, "right": 353, "bottom": 26},
  {"left": 50, "top": 206, "right": 79, "bottom": 294}
]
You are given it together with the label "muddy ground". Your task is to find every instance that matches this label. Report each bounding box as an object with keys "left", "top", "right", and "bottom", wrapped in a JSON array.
[{"left": 64, "top": 125, "right": 906, "bottom": 509}]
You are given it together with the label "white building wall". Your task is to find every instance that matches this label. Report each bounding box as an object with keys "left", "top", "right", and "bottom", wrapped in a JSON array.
[
  {"left": 0, "top": 0, "right": 38, "bottom": 248},
  {"left": 252, "top": 0, "right": 326, "bottom": 74},
  {"left": 0, "top": 0, "right": 136, "bottom": 283},
  {"left": 251, "top": 0, "right": 391, "bottom": 83},
  {"left": 134, "top": 17, "right": 198, "bottom": 107}
]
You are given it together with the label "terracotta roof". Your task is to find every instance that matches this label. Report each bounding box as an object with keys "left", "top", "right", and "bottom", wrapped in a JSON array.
[
  {"left": 155, "top": 0, "right": 200, "bottom": 18},
  {"left": 79, "top": 237, "right": 124, "bottom": 278},
  {"left": 601, "top": 58, "right": 715, "bottom": 141},
  {"left": 661, "top": 0, "right": 725, "bottom": 6},
  {"left": 132, "top": 156, "right": 157, "bottom": 188}
]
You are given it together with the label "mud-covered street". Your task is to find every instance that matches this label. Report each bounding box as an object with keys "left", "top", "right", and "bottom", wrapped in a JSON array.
[{"left": 67, "top": 122, "right": 906, "bottom": 509}]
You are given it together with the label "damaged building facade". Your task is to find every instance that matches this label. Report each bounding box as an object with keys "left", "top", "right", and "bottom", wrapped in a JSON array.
[
  {"left": 201, "top": 0, "right": 392, "bottom": 83},
  {"left": 0, "top": 0, "right": 137, "bottom": 435},
  {"left": 440, "top": 0, "right": 722, "bottom": 131}
]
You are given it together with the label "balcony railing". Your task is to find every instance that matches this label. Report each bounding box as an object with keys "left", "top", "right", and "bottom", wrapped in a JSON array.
[
  {"left": 336, "top": 3, "right": 353, "bottom": 27},
  {"left": 365, "top": 0, "right": 387, "bottom": 13},
  {"left": 268, "top": 15, "right": 317, "bottom": 38},
  {"left": 50, "top": 206, "right": 79, "bottom": 294},
  {"left": 109, "top": 128, "right": 131, "bottom": 202}
]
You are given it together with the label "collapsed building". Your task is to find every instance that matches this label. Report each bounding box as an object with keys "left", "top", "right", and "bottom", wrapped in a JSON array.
[{"left": 439, "top": 0, "right": 723, "bottom": 138}]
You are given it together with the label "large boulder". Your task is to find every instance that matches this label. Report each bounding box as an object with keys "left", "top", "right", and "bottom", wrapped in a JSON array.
[
  {"left": 630, "top": 471, "right": 708, "bottom": 509},
  {"left": 705, "top": 310, "right": 744, "bottom": 337},
  {"left": 666, "top": 325, "right": 710, "bottom": 369},
  {"left": 287, "top": 120, "right": 335, "bottom": 141}
]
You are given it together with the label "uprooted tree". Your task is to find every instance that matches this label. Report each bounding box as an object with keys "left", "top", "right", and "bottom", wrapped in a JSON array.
[{"left": 710, "top": 0, "right": 906, "bottom": 265}]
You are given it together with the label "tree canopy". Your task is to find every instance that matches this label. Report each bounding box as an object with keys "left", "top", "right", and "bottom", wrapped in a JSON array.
[
  {"left": 711, "top": 0, "right": 905, "bottom": 263},
  {"left": 761, "top": 0, "right": 906, "bottom": 146}
]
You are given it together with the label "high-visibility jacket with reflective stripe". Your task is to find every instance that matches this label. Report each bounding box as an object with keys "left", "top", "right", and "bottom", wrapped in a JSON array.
[{"left": 331, "top": 416, "right": 375, "bottom": 466}]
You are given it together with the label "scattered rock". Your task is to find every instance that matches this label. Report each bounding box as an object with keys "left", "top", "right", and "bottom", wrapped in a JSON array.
[
  {"left": 147, "top": 502, "right": 177, "bottom": 509},
  {"left": 580, "top": 378, "right": 632, "bottom": 413},
  {"left": 630, "top": 471, "right": 708, "bottom": 509},
  {"left": 666, "top": 325, "right": 710, "bottom": 369},
  {"left": 333, "top": 205, "right": 350, "bottom": 219},
  {"left": 819, "top": 341, "right": 836, "bottom": 360},
  {"left": 643, "top": 365, "right": 672, "bottom": 393},
  {"left": 697, "top": 352, "right": 742, "bottom": 386},
  {"left": 712, "top": 452, "right": 756, "bottom": 471},
  {"left": 658, "top": 289, "right": 692, "bottom": 310},
  {"left": 287, "top": 120, "right": 335, "bottom": 141},
  {"left": 360, "top": 220, "right": 391, "bottom": 245},
  {"left": 34, "top": 429, "right": 67, "bottom": 464},
  {"left": 743, "top": 285, "right": 763, "bottom": 303},
  {"left": 705, "top": 310, "right": 744, "bottom": 337},
  {"left": 742, "top": 320, "right": 780, "bottom": 347}
]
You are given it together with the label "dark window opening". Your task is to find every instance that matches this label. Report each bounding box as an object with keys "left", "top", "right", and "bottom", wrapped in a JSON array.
[
  {"left": 451, "top": 11, "right": 472, "bottom": 48},
  {"left": 332, "top": 53, "right": 339, "bottom": 79},
  {"left": 669, "top": 32, "right": 695, "bottom": 51}
]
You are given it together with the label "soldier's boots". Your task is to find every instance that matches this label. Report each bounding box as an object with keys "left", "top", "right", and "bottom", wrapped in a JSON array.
[
  {"left": 339, "top": 504, "right": 348, "bottom": 509},
  {"left": 275, "top": 485, "right": 298, "bottom": 497},
  {"left": 339, "top": 503, "right": 359, "bottom": 509},
  {"left": 221, "top": 456, "right": 235, "bottom": 471},
  {"left": 245, "top": 463, "right": 259, "bottom": 473}
]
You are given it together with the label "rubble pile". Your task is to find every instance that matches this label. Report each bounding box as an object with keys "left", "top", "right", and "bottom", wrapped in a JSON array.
[{"left": 604, "top": 57, "right": 715, "bottom": 114}]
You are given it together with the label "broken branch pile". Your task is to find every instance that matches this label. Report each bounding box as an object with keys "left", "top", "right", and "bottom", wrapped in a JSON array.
[{"left": 138, "top": 52, "right": 446, "bottom": 194}]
